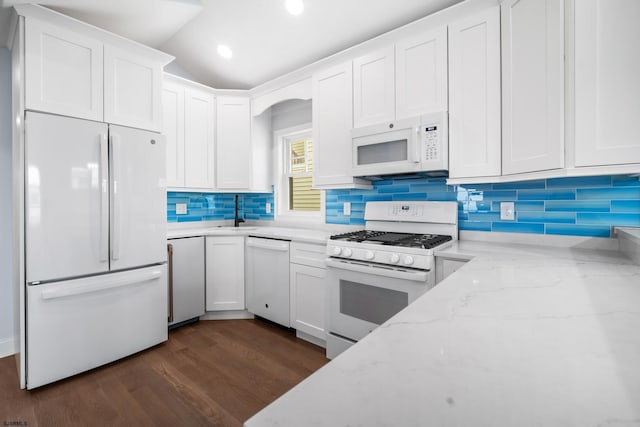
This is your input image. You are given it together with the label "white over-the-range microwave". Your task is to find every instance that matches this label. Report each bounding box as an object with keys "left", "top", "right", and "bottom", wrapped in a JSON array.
[{"left": 351, "top": 112, "right": 448, "bottom": 178}]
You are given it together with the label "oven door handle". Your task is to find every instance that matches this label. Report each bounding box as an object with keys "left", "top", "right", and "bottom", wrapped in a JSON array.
[{"left": 325, "top": 258, "right": 429, "bottom": 282}]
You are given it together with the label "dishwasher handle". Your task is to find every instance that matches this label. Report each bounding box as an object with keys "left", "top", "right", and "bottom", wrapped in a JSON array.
[{"left": 246, "top": 238, "right": 290, "bottom": 252}]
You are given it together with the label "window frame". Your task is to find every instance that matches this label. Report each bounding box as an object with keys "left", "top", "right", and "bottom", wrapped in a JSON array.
[{"left": 274, "top": 124, "right": 325, "bottom": 223}]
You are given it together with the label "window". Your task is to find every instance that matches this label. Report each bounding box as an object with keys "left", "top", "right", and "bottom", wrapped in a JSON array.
[
  {"left": 285, "top": 133, "right": 320, "bottom": 211},
  {"left": 276, "top": 126, "right": 324, "bottom": 221}
]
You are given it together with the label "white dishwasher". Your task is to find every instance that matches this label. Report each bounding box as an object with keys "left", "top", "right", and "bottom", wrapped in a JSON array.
[{"left": 246, "top": 236, "right": 291, "bottom": 327}]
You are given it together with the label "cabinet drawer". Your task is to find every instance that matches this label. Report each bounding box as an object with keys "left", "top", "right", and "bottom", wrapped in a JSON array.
[{"left": 290, "top": 242, "right": 326, "bottom": 268}]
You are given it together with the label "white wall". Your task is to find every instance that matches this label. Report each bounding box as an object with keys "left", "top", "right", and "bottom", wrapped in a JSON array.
[{"left": 0, "top": 47, "right": 14, "bottom": 353}]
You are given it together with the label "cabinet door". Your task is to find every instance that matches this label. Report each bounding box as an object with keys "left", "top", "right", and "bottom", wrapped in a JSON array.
[
  {"left": 168, "top": 237, "right": 205, "bottom": 325},
  {"left": 312, "top": 63, "right": 369, "bottom": 188},
  {"left": 104, "top": 45, "right": 163, "bottom": 132},
  {"left": 162, "top": 81, "right": 185, "bottom": 187},
  {"left": 574, "top": 0, "right": 640, "bottom": 166},
  {"left": 290, "top": 264, "right": 326, "bottom": 340},
  {"left": 353, "top": 46, "right": 395, "bottom": 128},
  {"left": 216, "top": 96, "right": 251, "bottom": 189},
  {"left": 184, "top": 87, "right": 215, "bottom": 189},
  {"left": 205, "top": 236, "right": 245, "bottom": 311},
  {"left": 448, "top": 7, "right": 501, "bottom": 179},
  {"left": 24, "top": 18, "right": 103, "bottom": 121},
  {"left": 395, "top": 27, "right": 448, "bottom": 120},
  {"left": 502, "top": 0, "right": 564, "bottom": 175}
]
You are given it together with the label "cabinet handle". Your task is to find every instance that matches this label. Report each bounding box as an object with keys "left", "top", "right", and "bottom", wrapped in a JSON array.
[
  {"left": 168, "top": 243, "right": 174, "bottom": 323},
  {"left": 414, "top": 126, "right": 421, "bottom": 163}
]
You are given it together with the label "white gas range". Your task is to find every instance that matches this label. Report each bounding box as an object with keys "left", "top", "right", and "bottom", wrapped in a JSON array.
[{"left": 325, "top": 201, "right": 458, "bottom": 359}]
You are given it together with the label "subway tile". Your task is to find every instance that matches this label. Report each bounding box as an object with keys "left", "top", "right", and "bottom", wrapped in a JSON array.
[
  {"left": 545, "top": 200, "right": 610, "bottom": 212},
  {"left": 337, "top": 194, "right": 364, "bottom": 202},
  {"left": 457, "top": 183, "right": 495, "bottom": 192},
  {"left": 492, "top": 222, "right": 544, "bottom": 234},
  {"left": 475, "top": 190, "right": 518, "bottom": 200},
  {"left": 518, "top": 189, "right": 575, "bottom": 201},
  {"left": 349, "top": 217, "right": 366, "bottom": 226},
  {"left": 547, "top": 176, "right": 611, "bottom": 188},
  {"left": 467, "top": 211, "right": 501, "bottom": 222},
  {"left": 577, "top": 187, "right": 640, "bottom": 200},
  {"left": 517, "top": 211, "right": 575, "bottom": 224},
  {"left": 392, "top": 193, "right": 427, "bottom": 201},
  {"left": 459, "top": 221, "right": 492, "bottom": 232},
  {"left": 377, "top": 184, "right": 411, "bottom": 193},
  {"left": 425, "top": 191, "right": 458, "bottom": 201},
  {"left": 362, "top": 194, "right": 393, "bottom": 202},
  {"left": 410, "top": 182, "right": 451, "bottom": 192},
  {"left": 611, "top": 200, "right": 640, "bottom": 213},
  {"left": 492, "top": 180, "right": 546, "bottom": 190},
  {"left": 545, "top": 224, "right": 611, "bottom": 238},
  {"left": 577, "top": 213, "right": 640, "bottom": 227},
  {"left": 612, "top": 175, "right": 640, "bottom": 187}
]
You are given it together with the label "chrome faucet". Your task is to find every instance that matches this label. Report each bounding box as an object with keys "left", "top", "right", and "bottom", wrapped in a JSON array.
[{"left": 234, "top": 194, "right": 245, "bottom": 227}]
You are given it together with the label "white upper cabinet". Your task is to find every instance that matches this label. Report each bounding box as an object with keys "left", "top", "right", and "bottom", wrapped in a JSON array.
[
  {"left": 24, "top": 18, "right": 103, "bottom": 122},
  {"left": 502, "top": 0, "right": 564, "bottom": 175},
  {"left": 573, "top": 0, "right": 640, "bottom": 167},
  {"left": 353, "top": 46, "right": 395, "bottom": 128},
  {"left": 313, "top": 63, "right": 371, "bottom": 189},
  {"left": 448, "top": 6, "right": 501, "bottom": 179},
  {"left": 395, "top": 26, "right": 448, "bottom": 120},
  {"left": 184, "top": 87, "right": 215, "bottom": 189},
  {"left": 216, "top": 96, "right": 252, "bottom": 190},
  {"left": 104, "top": 45, "right": 163, "bottom": 132},
  {"left": 162, "top": 79, "right": 185, "bottom": 187},
  {"left": 19, "top": 6, "right": 172, "bottom": 131}
]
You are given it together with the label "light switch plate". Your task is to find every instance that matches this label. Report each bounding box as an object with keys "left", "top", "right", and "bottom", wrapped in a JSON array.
[
  {"left": 176, "top": 203, "right": 187, "bottom": 215},
  {"left": 500, "top": 202, "right": 515, "bottom": 221},
  {"left": 343, "top": 202, "right": 351, "bottom": 216},
  {"left": 265, "top": 202, "right": 271, "bottom": 214}
]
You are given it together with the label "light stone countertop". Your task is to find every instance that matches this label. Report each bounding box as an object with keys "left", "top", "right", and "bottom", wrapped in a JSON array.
[
  {"left": 245, "top": 239, "right": 640, "bottom": 427},
  {"left": 167, "top": 225, "right": 332, "bottom": 245}
]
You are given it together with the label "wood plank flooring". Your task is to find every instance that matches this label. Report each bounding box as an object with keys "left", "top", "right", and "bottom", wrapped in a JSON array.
[{"left": 0, "top": 319, "right": 328, "bottom": 426}]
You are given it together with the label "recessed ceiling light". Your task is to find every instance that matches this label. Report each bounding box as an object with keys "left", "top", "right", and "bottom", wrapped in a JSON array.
[
  {"left": 217, "top": 44, "right": 233, "bottom": 59},
  {"left": 286, "top": 0, "right": 304, "bottom": 15}
]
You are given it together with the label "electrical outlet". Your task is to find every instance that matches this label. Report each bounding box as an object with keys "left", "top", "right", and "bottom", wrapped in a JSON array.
[
  {"left": 343, "top": 202, "right": 351, "bottom": 216},
  {"left": 176, "top": 203, "right": 187, "bottom": 215},
  {"left": 500, "top": 202, "right": 515, "bottom": 221},
  {"left": 265, "top": 202, "right": 271, "bottom": 214}
]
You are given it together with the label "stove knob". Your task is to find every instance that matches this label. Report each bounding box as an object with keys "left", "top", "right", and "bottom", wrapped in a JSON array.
[
  {"left": 403, "top": 255, "right": 414, "bottom": 266},
  {"left": 332, "top": 246, "right": 342, "bottom": 256},
  {"left": 389, "top": 254, "right": 400, "bottom": 264},
  {"left": 343, "top": 248, "right": 353, "bottom": 257},
  {"left": 365, "top": 250, "right": 375, "bottom": 260}
]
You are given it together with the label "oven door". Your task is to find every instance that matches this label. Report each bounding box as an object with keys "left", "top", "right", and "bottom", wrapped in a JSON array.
[{"left": 326, "top": 257, "right": 434, "bottom": 343}]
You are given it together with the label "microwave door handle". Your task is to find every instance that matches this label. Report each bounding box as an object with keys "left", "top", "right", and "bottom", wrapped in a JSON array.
[{"left": 414, "top": 127, "right": 421, "bottom": 163}]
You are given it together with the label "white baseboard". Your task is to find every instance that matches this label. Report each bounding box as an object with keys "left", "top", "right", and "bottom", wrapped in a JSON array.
[
  {"left": 296, "top": 330, "right": 326, "bottom": 348},
  {"left": 0, "top": 336, "right": 16, "bottom": 358},
  {"left": 200, "top": 310, "right": 255, "bottom": 320}
]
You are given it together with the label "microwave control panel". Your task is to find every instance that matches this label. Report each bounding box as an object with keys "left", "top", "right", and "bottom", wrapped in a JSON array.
[
  {"left": 423, "top": 125, "right": 441, "bottom": 161},
  {"left": 420, "top": 112, "right": 448, "bottom": 169}
]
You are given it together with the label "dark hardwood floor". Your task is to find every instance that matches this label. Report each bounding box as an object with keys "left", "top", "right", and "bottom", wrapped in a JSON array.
[{"left": 0, "top": 319, "right": 328, "bottom": 426}]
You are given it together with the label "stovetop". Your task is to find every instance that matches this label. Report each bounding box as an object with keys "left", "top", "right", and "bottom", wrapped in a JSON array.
[{"left": 330, "top": 230, "right": 453, "bottom": 250}]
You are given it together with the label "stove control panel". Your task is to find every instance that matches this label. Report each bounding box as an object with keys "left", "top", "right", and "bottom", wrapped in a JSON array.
[{"left": 326, "top": 243, "right": 434, "bottom": 271}]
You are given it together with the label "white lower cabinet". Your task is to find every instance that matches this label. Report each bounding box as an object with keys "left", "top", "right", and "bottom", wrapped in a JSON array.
[
  {"left": 205, "top": 236, "right": 245, "bottom": 311},
  {"left": 290, "top": 264, "right": 326, "bottom": 341},
  {"left": 289, "top": 242, "right": 327, "bottom": 343}
]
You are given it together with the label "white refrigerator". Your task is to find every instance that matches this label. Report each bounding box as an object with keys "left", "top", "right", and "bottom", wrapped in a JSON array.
[{"left": 24, "top": 111, "right": 168, "bottom": 389}]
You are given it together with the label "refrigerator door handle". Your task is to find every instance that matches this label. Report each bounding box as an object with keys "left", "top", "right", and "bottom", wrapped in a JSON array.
[
  {"left": 99, "top": 133, "right": 109, "bottom": 262},
  {"left": 40, "top": 269, "right": 163, "bottom": 300},
  {"left": 110, "top": 133, "right": 121, "bottom": 261},
  {"left": 167, "top": 243, "right": 174, "bottom": 323}
]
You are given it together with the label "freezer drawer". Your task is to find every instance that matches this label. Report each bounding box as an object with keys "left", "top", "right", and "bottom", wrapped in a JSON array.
[
  {"left": 26, "top": 265, "right": 168, "bottom": 389},
  {"left": 168, "top": 237, "right": 205, "bottom": 326}
]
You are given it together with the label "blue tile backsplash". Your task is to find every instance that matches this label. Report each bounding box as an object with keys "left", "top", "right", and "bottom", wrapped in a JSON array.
[
  {"left": 167, "top": 191, "right": 274, "bottom": 223},
  {"left": 167, "top": 175, "right": 639, "bottom": 238},
  {"left": 325, "top": 174, "right": 640, "bottom": 238}
]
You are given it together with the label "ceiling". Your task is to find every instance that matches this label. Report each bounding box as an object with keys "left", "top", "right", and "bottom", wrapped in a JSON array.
[{"left": 0, "top": 0, "right": 463, "bottom": 89}]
